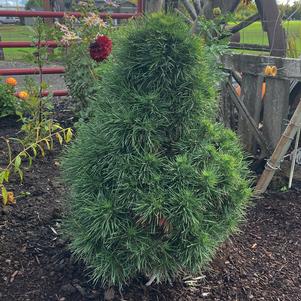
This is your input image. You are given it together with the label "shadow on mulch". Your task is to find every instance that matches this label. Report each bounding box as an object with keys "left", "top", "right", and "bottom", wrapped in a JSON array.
[{"left": 0, "top": 112, "right": 300, "bottom": 301}]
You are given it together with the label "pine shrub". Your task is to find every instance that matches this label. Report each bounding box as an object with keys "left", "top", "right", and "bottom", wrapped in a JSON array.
[{"left": 62, "top": 13, "right": 251, "bottom": 286}]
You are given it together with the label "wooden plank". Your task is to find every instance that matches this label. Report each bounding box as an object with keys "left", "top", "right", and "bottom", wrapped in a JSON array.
[
  {"left": 221, "top": 81, "right": 232, "bottom": 128},
  {"left": 227, "top": 80, "right": 270, "bottom": 155},
  {"left": 230, "top": 71, "right": 242, "bottom": 85},
  {"left": 255, "top": 98, "right": 301, "bottom": 194},
  {"left": 220, "top": 54, "right": 301, "bottom": 80},
  {"left": 263, "top": 78, "right": 290, "bottom": 149},
  {"left": 238, "top": 74, "right": 264, "bottom": 154},
  {"left": 229, "top": 42, "right": 270, "bottom": 52}
]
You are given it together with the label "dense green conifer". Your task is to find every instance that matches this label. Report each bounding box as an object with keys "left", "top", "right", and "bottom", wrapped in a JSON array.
[{"left": 62, "top": 13, "right": 251, "bottom": 286}]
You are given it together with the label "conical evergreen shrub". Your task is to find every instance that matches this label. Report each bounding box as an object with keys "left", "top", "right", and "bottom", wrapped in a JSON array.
[{"left": 62, "top": 13, "right": 251, "bottom": 286}]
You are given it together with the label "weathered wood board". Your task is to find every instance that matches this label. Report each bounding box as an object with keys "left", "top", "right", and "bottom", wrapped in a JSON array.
[
  {"left": 221, "top": 54, "right": 301, "bottom": 80},
  {"left": 238, "top": 74, "right": 263, "bottom": 153},
  {"left": 263, "top": 78, "right": 290, "bottom": 149},
  {"left": 220, "top": 53, "right": 301, "bottom": 157}
]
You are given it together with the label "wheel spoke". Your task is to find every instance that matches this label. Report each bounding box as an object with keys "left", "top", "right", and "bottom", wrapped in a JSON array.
[
  {"left": 182, "top": 0, "right": 198, "bottom": 20},
  {"left": 229, "top": 42, "right": 270, "bottom": 52},
  {"left": 229, "top": 14, "right": 260, "bottom": 34}
]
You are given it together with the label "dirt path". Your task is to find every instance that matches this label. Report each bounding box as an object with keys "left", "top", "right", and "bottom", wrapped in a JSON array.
[{"left": 0, "top": 115, "right": 300, "bottom": 301}]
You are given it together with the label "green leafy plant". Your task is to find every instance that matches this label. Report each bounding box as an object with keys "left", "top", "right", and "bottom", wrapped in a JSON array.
[
  {"left": 0, "top": 18, "right": 73, "bottom": 205},
  {"left": 15, "top": 77, "right": 56, "bottom": 143},
  {"left": 287, "top": 33, "right": 299, "bottom": 58},
  {"left": 56, "top": 0, "right": 113, "bottom": 116},
  {"left": 197, "top": 13, "right": 232, "bottom": 47},
  {"left": 0, "top": 79, "right": 17, "bottom": 118},
  {"left": 15, "top": 18, "right": 69, "bottom": 143},
  {"left": 0, "top": 127, "right": 72, "bottom": 205},
  {"left": 64, "top": 46, "right": 100, "bottom": 115},
  {"left": 62, "top": 13, "right": 251, "bottom": 286}
]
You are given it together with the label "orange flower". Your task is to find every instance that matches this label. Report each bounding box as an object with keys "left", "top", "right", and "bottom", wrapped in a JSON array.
[
  {"left": 264, "top": 65, "right": 272, "bottom": 76},
  {"left": 271, "top": 66, "right": 278, "bottom": 77},
  {"left": 5, "top": 77, "right": 17, "bottom": 87},
  {"left": 18, "top": 91, "right": 29, "bottom": 100},
  {"left": 264, "top": 65, "right": 277, "bottom": 77},
  {"left": 7, "top": 191, "right": 16, "bottom": 204}
]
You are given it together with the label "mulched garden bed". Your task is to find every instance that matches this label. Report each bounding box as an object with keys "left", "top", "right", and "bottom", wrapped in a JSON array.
[{"left": 0, "top": 109, "right": 300, "bottom": 301}]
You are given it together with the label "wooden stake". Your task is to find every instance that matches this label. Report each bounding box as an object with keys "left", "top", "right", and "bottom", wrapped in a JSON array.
[
  {"left": 255, "top": 99, "right": 301, "bottom": 194},
  {"left": 288, "top": 127, "right": 301, "bottom": 189}
]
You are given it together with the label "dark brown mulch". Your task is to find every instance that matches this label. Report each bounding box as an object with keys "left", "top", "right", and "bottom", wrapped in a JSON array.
[{"left": 0, "top": 116, "right": 301, "bottom": 301}]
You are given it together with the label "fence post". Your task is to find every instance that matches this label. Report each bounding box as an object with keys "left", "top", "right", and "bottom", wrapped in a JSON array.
[
  {"left": 0, "top": 36, "right": 4, "bottom": 60},
  {"left": 263, "top": 78, "right": 290, "bottom": 150},
  {"left": 221, "top": 79, "right": 234, "bottom": 128}
]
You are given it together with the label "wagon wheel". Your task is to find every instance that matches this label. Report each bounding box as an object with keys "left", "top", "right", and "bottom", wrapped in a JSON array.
[
  {"left": 176, "top": 0, "right": 287, "bottom": 57},
  {"left": 176, "top": 1, "right": 301, "bottom": 148},
  {"left": 177, "top": 1, "right": 300, "bottom": 110}
]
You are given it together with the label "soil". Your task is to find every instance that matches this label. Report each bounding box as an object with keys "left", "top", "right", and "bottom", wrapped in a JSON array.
[{"left": 0, "top": 107, "right": 301, "bottom": 301}]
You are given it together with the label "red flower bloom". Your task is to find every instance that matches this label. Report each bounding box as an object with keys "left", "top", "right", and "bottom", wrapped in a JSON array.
[{"left": 89, "top": 35, "right": 112, "bottom": 62}]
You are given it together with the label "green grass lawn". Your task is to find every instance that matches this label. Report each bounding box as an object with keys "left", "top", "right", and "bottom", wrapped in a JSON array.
[
  {"left": 1, "top": 21, "right": 301, "bottom": 61},
  {"left": 0, "top": 24, "right": 62, "bottom": 62},
  {"left": 235, "top": 20, "right": 301, "bottom": 57},
  {"left": 0, "top": 24, "right": 34, "bottom": 61}
]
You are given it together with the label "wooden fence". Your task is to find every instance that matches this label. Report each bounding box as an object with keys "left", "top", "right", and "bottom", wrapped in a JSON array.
[{"left": 220, "top": 53, "right": 301, "bottom": 158}]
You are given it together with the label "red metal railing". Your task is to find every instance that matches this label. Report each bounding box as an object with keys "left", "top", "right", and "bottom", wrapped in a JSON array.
[
  {"left": 1, "top": 67, "right": 65, "bottom": 76},
  {"left": 0, "top": 10, "right": 136, "bottom": 19},
  {"left": 0, "top": 0, "right": 144, "bottom": 97},
  {"left": 14, "top": 89, "right": 68, "bottom": 97},
  {"left": 0, "top": 41, "right": 58, "bottom": 48}
]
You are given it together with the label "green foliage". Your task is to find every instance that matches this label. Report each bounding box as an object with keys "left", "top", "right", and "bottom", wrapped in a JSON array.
[
  {"left": 196, "top": 14, "right": 232, "bottom": 54},
  {"left": 279, "top": 2, "right": 301, "bottom": 20},
  {"left": 0, "top": 18, "right": 73, "bottom": 206},
  {"left": 235, "top": 2, "right": 257, "bottom": 21},
  {"left": 0, "top": 127, "right": 73, "bottom": 205},
  {"left": 287, "top": 33, "right": 299, "bottom": 58},
  {"left": 14, "top": 18, "right": 66, "bottom": 143},
  {"left": 64, "top": 46, "right": 102, "bottom": 114},
  {"left": 56, "top": 0, "right": 112, "bottom": 116},
  {"left": 25, "top": 0, "right": 44, "bottom": 10},
  {"left": 62, "top": 13, "right": 251, "bottom": 286},
  {"left": 15, "top": 77, "right": 58, "bottom": 143},
  {"left": 0, "top": 82, "right": 16, "bottom": 118}
]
